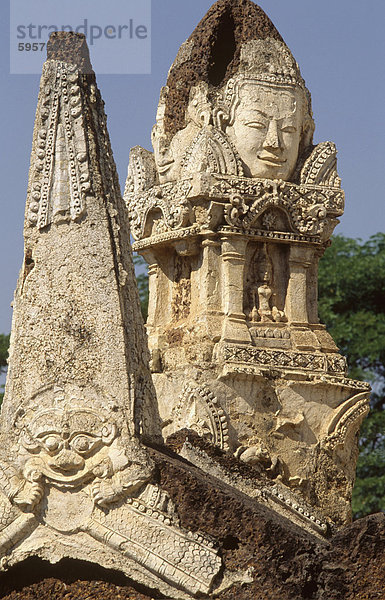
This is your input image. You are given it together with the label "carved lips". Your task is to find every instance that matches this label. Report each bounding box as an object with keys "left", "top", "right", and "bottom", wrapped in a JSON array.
[{"left": 257, "top": 153, "right": 287, "bottom": 166}]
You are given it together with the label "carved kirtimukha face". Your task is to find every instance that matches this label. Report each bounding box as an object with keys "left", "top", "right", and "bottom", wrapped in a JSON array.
[
  {"left": 20, "top": 408, "right": 117, "bottom": 486},
  {"left": 151, "top": 124, "right": 183, "bottom": 184},
  {"left": 224, "top": 82, "right": 304, "bottom": 180}
]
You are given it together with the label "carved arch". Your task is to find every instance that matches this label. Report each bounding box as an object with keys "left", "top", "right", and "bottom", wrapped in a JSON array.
[
  {"left": 322, "top": 392, "right": 370, "bottom": 451},
  {"left": 181, "top": 125, "right": 243, "bottom": 177},
  {"left": 173, "top": 383, "right": 230, "bottom": 451}
]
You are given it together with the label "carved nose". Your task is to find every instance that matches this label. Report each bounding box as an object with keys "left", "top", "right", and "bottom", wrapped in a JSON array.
[
  {"left": 158, "top": 136, "right": 169, "bottom": 156},
  {"left": 51, "top": 450, "right": 84, "bottom": 472},
  {"left": 263, "top": 120, "right": 281, "bottom": 150}
]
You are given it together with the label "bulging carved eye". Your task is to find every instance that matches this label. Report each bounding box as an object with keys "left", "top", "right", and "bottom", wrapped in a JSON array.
[
  {"left": 71, "top": 435, "right": 93, "bottom": 453},
  {"left": 281, "top": 126, "right": 296, "bottom": 134},
  {"left": 44, "top": 435, "right": 61, "bottom": 452}
]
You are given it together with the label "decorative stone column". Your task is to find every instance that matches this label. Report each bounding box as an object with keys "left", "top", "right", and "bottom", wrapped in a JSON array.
[
  {"left": 197, "top": 236, "right": 223, "bottom": 339},
  {"left": 221, "top": 236, "right": 251, "bottom": 343},
  {"left": 141, "top": 249, "right": 158, "bottom": 330},
  {"left": 285, "top": 244, "right": 314, "bottom": 325}
]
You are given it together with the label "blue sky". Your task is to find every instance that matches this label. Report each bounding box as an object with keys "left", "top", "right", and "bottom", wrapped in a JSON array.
[{"left": 1, "top": 0, "right": 384, "bottom": 335}]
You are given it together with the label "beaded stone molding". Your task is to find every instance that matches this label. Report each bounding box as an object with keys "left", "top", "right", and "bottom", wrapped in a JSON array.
[
  {"left": 126, "top": 161, "right": 344, "bottom": 249},
  {"left": 27, "top": 61, "right": 93, "bottom": 229}
]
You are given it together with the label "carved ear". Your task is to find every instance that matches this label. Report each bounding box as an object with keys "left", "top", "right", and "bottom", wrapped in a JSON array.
[
  {"left": 300, "top": 117, "right": 315, "bottom": 154},
  {"left": 101, "top": 423, "right": 116, "bottom": 445},
  {"left": 21, "top": 436, "right": 39, "bottom": 452},
  {"left": 14, "top": 408, "right": 25, "bottom": 430},
  {"left": 14, "top": 409, "right": 39, "bottom": 450},
  {"left": 20, "top": 428, "right": 40, "bottom": 452},
  {"left": 213, "top": 109, "right": 229, "bottom": 132},
  {"left": 199, "top": 109, "right": 212, "bottom": 127}
]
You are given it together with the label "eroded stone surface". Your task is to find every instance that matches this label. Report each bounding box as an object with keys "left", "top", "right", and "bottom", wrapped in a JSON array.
[
  {"left": 0, "top": 3, "right": 377, "bottom": 598},
  {"left": 0, "top": 33, "right": 222, "bottom": 599},
  {"left": 1, "top": 442, "right": 384, "bottom": 599},
  {"left": 124, "top": 1, "right": 370, "bottom": 528},
  {"left": 163, "top": 0, "right": 284, "bottom": 140}
]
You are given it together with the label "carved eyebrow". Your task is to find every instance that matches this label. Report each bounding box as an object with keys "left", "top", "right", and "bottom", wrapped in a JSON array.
[
  {"left": 36, "top": 430, "right": 62, "bottom": 438},
  {"left": 243, "top": 109, "right": 268, "bottom": 118},
  {"left": 69, "top": 431, "right": 99, "bottom": 440}
]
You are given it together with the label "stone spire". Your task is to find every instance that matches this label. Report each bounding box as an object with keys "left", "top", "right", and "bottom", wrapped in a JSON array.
[
  {"left": 0, "top": 34, "right": 222, "bottom": 596},
  {"left": 3, "top": 31, "right": 159, "bottom": 443}
]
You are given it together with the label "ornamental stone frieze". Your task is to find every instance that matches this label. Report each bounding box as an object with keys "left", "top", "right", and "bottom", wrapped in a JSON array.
[{"left": 124, "top": 0, "right": 370, "bottom": 529}]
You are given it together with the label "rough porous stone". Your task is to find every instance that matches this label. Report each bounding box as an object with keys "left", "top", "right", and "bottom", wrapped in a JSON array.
[
  {"left": 164, "top": 0, "right": 284, "bottom": 139},
  {"left": 47, "top": 31, "right": 93, "bottom": 73},
  {"left": 1, "top": 442, "right": 384, "bottom": 599}
]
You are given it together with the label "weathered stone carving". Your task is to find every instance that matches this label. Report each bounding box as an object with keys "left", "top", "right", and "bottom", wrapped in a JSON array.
[
  {"left": 27, "top": 62, "right": 92, "bottom": 229},
  {"left": 124, "top": 0, "right": 370, "bottom": 528},
  {"left": 0, "top": 33, "right": 222, "bottom": 598},
  {"left": 0, "top": 384, "right": 221, "bottom": 595},
  {"left": 2, "top": 2, "right": 375, "bottom": 596},
  {"left": 170, "top": 383, "right": 230, "bottom": 451}
]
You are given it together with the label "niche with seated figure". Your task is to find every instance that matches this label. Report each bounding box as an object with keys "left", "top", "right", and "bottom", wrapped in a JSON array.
[{"left": 244, "top": 241, "right": 290, "bottom": 326}]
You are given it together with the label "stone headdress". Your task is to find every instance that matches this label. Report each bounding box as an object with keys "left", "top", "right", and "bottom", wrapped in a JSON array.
[{"left": 146, "top": 0, "right": 315, "bottom": 186}]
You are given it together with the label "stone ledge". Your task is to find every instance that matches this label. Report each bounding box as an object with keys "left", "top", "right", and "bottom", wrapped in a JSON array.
[{"left": 1, "top": 441, "right": 383, "bottom": 599}]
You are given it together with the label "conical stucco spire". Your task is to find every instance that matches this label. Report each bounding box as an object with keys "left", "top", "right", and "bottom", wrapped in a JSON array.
[
  {"left": 0, "top": 36, "right": 223, "bottom": 594},
  {"left": 3, "top": 32, "right": 161, "bottom": 445}
]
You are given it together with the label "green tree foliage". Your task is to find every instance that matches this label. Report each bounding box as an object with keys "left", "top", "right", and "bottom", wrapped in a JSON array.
[
  {"left": 0, "top": 333, "right": 10, "bottom": 403},
  {"left": 133, "top": 254, "right": 149, "bottom": 321},
  {"left": 318, "top": 234, "right": 385, "bottom": 518},
  {"left": 0, "top": 334, "right": 9, "bottom": 371}
]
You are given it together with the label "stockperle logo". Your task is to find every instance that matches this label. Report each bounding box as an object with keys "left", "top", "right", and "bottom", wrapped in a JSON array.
[{"left": 10, "top": 0, "right": 151, "bottom": 75}]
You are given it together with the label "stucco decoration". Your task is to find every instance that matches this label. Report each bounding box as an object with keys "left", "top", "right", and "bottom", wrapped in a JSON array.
[
  {"left": 124, "top": 0, "right": 370, "bottom": 529},
  {"left": 0, "top": 33, "right": 222, "bottom": 599}
]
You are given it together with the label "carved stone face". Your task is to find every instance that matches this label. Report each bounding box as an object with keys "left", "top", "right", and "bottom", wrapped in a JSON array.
[
  {"left": 152, "top": 121, "right": 198, "bottom": 184},
  {"left": 151, "top": 84, "right": 210, "bottom": 184},
  {"left": 225, "top": 83, "right": 304, "bottom": 180},
  {"left": 21, "top": 408, "right": 117, "bottom": 485}
]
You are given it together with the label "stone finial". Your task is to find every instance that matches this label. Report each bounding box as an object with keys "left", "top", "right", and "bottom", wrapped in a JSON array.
[
  {"left": 124, "top": 0, "right": 370, "bottom": 530},
  {"left": 3, "top": 31, "right": 158, "bottom": 441},
  {"left": 47, "top": 31, "right": 93, "bottom": 73},
  {"left": 164, "top": 0, "right": 285, "bottom": 139},
  {"left": 148, "top": 0, "right": 315, "bottom": 186}
]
